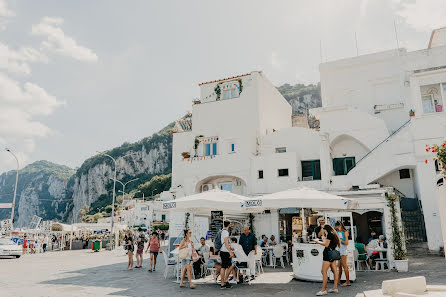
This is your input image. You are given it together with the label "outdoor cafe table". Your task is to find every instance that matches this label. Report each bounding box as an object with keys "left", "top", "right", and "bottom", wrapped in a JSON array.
[
  {"left": 262, "top": 243, "right": 287, "bottom": 267},
  {"left": 369, "top": 247, "right": 388, "bottom": 270}
]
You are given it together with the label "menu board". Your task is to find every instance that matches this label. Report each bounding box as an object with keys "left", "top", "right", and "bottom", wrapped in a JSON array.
[{"left": 210, "top": 211, "right": 223, "bottom": 239}]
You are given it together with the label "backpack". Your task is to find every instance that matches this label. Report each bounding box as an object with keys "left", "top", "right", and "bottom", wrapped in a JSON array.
[{"left": 214, "top": 230, "right": 223, "bottom": 251}]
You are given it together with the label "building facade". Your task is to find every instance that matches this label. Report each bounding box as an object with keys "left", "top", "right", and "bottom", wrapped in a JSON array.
[{"left": 168, "top": 30, "right": 446, "bottom": 251}]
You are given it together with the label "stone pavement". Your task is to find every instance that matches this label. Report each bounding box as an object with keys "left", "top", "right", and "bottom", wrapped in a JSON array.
[{"left": 1, "top": 250, "right": 445, "bottom": 297}]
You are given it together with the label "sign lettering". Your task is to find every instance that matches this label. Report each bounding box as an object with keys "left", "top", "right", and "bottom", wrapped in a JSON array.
[
  {"left": 163, "top": 202, "right": 176, "bottom": 210},
  {"left": 244, "top": 199, "right": 263, "bottom": 208}
]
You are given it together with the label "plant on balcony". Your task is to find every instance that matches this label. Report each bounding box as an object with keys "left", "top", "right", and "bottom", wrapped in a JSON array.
[
  {"left": 193, "top": 98, "right": 201, "bottom": 104},
  {"left": 181, "top": 152, "right": 190, "bottom": 159},
  {"left": 426, "top": 141, "right": 446, "bottom": 176},
  {"left": 238, "top": 78, "right": 243, "bottom": 94},
  {"left": 194, "top": 135, "right": 204, "bottom": 157},
  {"left": 214, "top": 85, "right": 221, "bottom": 101},
  {"left": 386, "top": 193, "right": 408, "bottom": 271}
]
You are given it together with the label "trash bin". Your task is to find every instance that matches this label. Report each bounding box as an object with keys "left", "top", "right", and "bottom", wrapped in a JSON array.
[{"left": 92, "top": 240, "right": 101, "bottom": 252}]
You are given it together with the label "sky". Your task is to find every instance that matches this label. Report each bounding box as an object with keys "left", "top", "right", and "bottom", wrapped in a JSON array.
[{"left": 0, "top": 0, "right": 445, "bottom": 174}]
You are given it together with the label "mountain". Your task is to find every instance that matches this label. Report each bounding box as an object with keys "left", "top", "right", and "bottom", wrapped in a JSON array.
[
  {"left": 278, "top": 83, "right": 321, "bottom": 115},
  {"left": 0, "top": 161, "right": 75, "bottom": 227},
  {"left": 0, "top": 83, "right": 321, "bottom": 226}
]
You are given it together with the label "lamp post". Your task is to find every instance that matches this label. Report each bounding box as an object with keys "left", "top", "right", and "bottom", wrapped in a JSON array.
[
  {"left": 97, "top": 151, "right": 137, "bottom": 250},
  {"left": 115, "top": 178, "right": 139, "bottom": 203},
  {"left": 151, "top": 188, "right": 158, "bottom": 200},
  {"left": 5, "top": 148, "right": 19, "bottom": 230}
]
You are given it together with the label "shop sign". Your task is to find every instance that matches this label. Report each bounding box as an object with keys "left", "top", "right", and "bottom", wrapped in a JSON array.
[
  {"left": 311, "top": 249, "right": 319, "bottom": 256},
  {"left": 162, "top": 202, "right": 176, "bottom": 210},
  {"left": 244, "top": 199, "right": 262, "bottom": 208}
]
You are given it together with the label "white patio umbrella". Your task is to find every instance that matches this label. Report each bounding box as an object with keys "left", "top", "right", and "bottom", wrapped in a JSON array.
[
  {"left": 244, "top": 187, "right": 358, "bottom": 211},
  {"left": 162, "top": 189, "right": 247, "bottom": 214}
]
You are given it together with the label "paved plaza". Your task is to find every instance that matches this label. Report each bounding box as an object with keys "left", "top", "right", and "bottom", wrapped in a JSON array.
[{"left": 1, "top": 250, "right": 446, "bottom": 297}]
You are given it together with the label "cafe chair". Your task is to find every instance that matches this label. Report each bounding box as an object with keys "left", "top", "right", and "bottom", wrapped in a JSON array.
[
  {"left": 272, "top": 246, "right": 285, "bottom": 268},
  {"left": 255, "top": 246, "right": 264, "bottom": 274},
  {"left": 161, "top": 246, "right": 177, "bottom": 279},
  {"left": 374, "top": 258, "right": 388, "bottom": 271},
  {"left": 236, "top": 265, "right": 251, "bottom": 285},
  {"left": 201, "top": 252, "right": 210, "bottom": 278},
  {"left": 353, "top": 249, "right": 369, "bottom": 271}
]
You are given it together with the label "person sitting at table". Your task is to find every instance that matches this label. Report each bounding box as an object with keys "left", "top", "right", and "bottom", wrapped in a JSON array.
[
  {"left": 229, "top": 237, "right": 249, "bottom": 283},
  {"left": 269, "top": 235, "right": 277, "bottom": 246},
  {"left": 366, "top": 234, "right": 380, "bottom": 269},
  {"left": 207, "top": 250, "right": 222, "bottom": 281},
  {"left": 260, "top": 235, "right": 268, "bottom": 247},
  {"left": 193, "top": 237, "right": 210, "bottom": 278},
  {"left": 367, "top": 231, "right": 377, "bottom": 244},
  {"left": 379, "top": 235, "right": 387, "bottom": 249},
  {"left": 354, "top": 240, "right": 368, "bottom": 270},
  {"left": 314, "top": 217, "right": 326, "bottom": 239}
]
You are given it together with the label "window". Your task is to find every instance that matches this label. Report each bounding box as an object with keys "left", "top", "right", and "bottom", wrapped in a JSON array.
[
  {"left": 220, "top": 183, "right": 233, "bottom": 192},
  {"left": 231, "top": 143, "right": 235, "bottom": 153},
  {"left": 399, "top": 169, "right": 411, "bottom": 179},
  {"left": 258, "top": 170, "right": 264, "bottom": 179},
  {"left": 333, "top": 157, "right": 356, "bottom": 176},
  {"left": 275, "top": 147, "right": 287, "bottom": 153},
  {"left": 420, "top": 83, "right": 444, "bottom": 114},
  {"left": 205, "top": 142, "right": 218, "bottom": 156},
  {"left": 278, "top": 168, "right": 289, "bottom": 177},
  {"left": 301, "top": 160, "right": 321, "bottom": 180},
  {"left": 222, "top": 82, "right": 240, "bottom": 100},
  {"left": 161, "top": 214, "right": 166, "bottom": 221}
]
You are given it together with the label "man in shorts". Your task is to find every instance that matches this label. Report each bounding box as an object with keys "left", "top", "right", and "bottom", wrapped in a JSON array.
[
  {"left": 135, "top": 228, "right": 146, "bottom": 268},
  {"left": 219, "top": 220, "right": 234, "bottom": 289}
]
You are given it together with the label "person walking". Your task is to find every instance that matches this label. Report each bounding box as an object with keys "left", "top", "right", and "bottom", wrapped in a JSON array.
[
  {"left": 135, "top": 228, "right": 146, "bottom": 268},
  {"left": 43, "top": 235, "right": 48, "bottom": 253},
  {"left": 335, "top": 221, "right": 351, "bottom": 287},
  {"left": 178, "top": 229, "right": 196, "bottom": 289},
  {"left": 314, "top": 224, "right": 341, "bottom": 296},
  {"left": 22, "top": 235, "right": 28, "bottom": 255},
  {"left": 124, "top": 231, "right": 135, "bottom": 270},
  {"left": 239, "top": 226, "right": 257, "bottom": 280},
  {"left": 220, "top": 220, "right": 234, "bottom": 289},
  {"left": 146, "top": 231, "right": 161, "bottom": 272}
]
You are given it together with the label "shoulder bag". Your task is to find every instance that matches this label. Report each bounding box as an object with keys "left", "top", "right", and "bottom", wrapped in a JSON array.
[{"left": 328, "top": 248, "right": 341, "bottom": 261}]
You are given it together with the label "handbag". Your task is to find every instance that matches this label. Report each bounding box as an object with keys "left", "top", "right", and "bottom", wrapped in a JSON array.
[
  {"left": 328, "top": 248, "right": 341, "bottom": 261},
  {"left": 178, "top": 247, "right": 191, "bottom": 260},
  {"left": 192, "top": 249, "right": 200, "bottom": 262}
]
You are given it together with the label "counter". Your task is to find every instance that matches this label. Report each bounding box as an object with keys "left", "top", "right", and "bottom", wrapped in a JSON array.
[{"left": 292, "top": 242, "right": 356, "bottom": 282}]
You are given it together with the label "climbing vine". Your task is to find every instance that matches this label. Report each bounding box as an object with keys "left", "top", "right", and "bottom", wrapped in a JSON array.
[
  {"left": 426, "top": 141, "right": 446, "bottom": 176},
  {"left": 386, "top": 193, "right": 407, "bottom": 260}
]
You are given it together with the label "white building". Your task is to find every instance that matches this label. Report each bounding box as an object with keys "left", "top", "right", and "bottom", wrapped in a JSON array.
[
  {"left": 167, "top": 29, "right": 446, "bottom": 252},
  {"left": 120, "top": 200, "right": 167, "bottom": 229}
]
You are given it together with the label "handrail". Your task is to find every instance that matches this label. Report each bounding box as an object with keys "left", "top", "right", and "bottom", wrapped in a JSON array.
[{"left": 354, "top": 119, "right": 411, "bottom": 168}]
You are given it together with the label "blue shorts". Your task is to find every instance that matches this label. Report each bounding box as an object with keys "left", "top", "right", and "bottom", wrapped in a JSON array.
[
  {"left": 181, "top": 258, "right": 191, "bottom": 265},
  {"left": 149, "top": 251, "right": 158, "bottom": 256}
]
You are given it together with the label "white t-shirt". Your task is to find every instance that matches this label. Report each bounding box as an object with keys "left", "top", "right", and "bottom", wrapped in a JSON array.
[
  {"left": 220, "top": 229, "right": 229, "bottom": 252},
  {"left": 231, "top": 243, "right": 248, "bottom": 262}
]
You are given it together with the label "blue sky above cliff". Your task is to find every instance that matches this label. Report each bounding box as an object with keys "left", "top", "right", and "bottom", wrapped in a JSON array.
[{"left": 0, "top": 0, "right": 444, "bottom": 173}]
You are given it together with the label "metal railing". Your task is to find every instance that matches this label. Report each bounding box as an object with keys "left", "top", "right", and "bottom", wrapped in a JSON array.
[{"left": 353, "top": 119, "right": 411, "bottom": 168}]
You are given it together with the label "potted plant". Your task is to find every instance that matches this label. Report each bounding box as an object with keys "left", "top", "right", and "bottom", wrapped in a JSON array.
[
  {"left": 194, "top": 135, "right": 204, "bottom": 157},
  {"left": 181, "top": 152, "right": 190, "bottom": 159},
  {"left": 409, "top": 109, "right": 415, "bottom": 117},
  {"left": 386, "top": 193, "right": 408, "bottom": 272},
  {"left": 193, "top": 98, "right": 201, "bottom": 104}
]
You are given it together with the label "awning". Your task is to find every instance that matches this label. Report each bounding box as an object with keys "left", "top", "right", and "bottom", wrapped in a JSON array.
[
  {"left": 245, "top": 187, "right": 358, "bottom": 211},
  {"left": 163, "top": 189, "right": 247, "bottom": 213}
]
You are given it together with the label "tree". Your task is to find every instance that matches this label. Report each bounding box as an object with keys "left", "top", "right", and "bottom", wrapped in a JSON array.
[
  {"left": 79, "top": 205, "right": 90, "bottom": 222},
  {"left": 136, "top": 173, "right": 171, "bottom": 199},
  {"left": 105, "top": 205, "right": 113, "bottom": 214}
]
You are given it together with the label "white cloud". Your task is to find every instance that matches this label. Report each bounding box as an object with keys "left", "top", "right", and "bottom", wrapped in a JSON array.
[
  {"left": 0, "top": 0, "right": 14, "bottom": 31},
  {"left": 394, "top": 0, "right": 446, "bottom": 32},
  {"left": 32, "top": 17, "right": 98, "bottom": 62},
  {"left": 0, "top": 72, "right": 64, "bottom": 172},
  {"left": 0, "top": 43, "right": 48, "bottom": 75}
]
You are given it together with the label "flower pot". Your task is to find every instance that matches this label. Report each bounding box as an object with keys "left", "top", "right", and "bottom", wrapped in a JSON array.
[{"left": 395, "top": 259, "right": 408, "bottom": 272}]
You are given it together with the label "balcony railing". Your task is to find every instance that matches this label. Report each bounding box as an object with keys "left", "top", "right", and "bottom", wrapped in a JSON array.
[{"left": 183, "top": 155, "right": 218, "bottom": 162}]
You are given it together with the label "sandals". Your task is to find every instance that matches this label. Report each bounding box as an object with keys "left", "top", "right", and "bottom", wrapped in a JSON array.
[
  {"left": 340, "top": 283, "right": 351, "bottom": 287},
  {"left": 316, "top": 291, "right": 327, "bottom": 296},
  {"left": 179, "top": 283, "right": 186, "bottom": 288},
  {"left": 328, "top": 288, "right": 339, "bottom": 293},
  {"left": 189, "top": 283, "right": 196, "bottom": 289}
]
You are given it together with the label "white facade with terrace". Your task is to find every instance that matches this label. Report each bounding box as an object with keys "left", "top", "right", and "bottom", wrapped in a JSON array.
[{"left": 166, "top": 29, "right": 446, "bottom": 253}]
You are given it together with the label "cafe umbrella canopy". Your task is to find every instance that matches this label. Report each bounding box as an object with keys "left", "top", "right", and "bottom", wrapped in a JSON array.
[
  {"left": 162, "top": 189, "right": 248, "bottom": 214},
  {"left": 244, "top": 187, "right": 358, "bottom": 211}
]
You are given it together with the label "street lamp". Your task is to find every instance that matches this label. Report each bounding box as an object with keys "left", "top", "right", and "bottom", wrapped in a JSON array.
[
  {"left": 151, "top": 188, "right": 158, "bottom": 200},
  {"left": 114, "top": 178, "right": 139, "bottom": 203},
  {"left": 5, "top": 148, "right": 19, "bottom": 230},
  {"left": 96, "top": 150, "right": 136, "bottom": 250}
]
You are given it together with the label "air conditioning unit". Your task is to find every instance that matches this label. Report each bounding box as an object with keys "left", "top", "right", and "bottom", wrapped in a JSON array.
[
  {"left": 302, "top": 176, "right": 314, "bottom": 181},
  {"left": 202, "top": 184, "right": 213, "bottom": 192}
]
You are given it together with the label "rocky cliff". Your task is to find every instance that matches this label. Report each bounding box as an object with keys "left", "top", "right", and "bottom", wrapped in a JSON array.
[{"left": 0, "top": 160, "right": 74, "bottom": 227}]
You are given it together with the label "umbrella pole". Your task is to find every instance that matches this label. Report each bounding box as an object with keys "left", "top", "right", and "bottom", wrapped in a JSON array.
[{"left": 301, "top": 208, "right": 307, "bottom": 242}]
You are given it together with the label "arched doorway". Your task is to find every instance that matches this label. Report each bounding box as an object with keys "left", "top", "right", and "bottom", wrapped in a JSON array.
[{"left": 195, "top": 175, "right": 247, "bottom": 195}]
